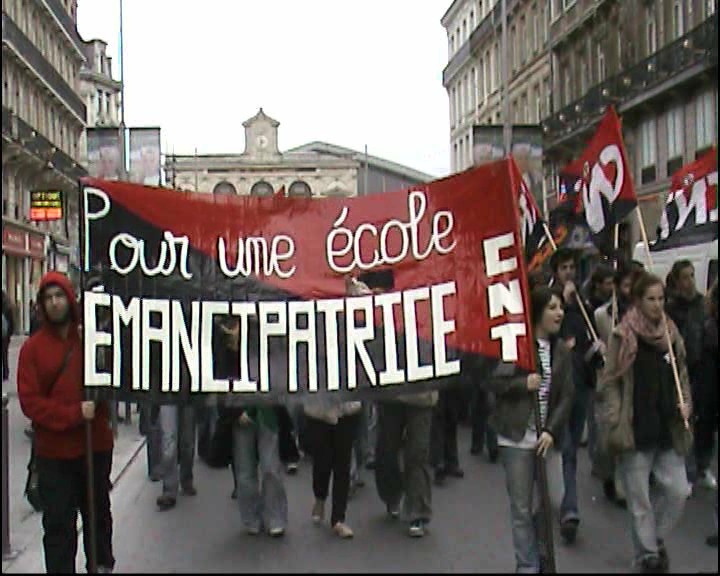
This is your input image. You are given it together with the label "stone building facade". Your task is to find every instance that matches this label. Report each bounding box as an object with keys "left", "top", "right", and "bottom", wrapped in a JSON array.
[
  {"left": 164, "top": 109, "right": 433, "bottom": 199},
  {"left": 2, "top": 0, "right": 88, "bottom": 331}
]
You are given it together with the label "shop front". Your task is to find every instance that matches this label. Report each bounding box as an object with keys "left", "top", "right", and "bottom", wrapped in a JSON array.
[{"left": 2, "top": 224, "right": 46, "bottom": 334}]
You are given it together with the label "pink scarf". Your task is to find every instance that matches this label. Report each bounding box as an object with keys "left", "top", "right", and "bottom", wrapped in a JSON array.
[{"left": 610, "top": 306, "right": 680, "bottom": 380}]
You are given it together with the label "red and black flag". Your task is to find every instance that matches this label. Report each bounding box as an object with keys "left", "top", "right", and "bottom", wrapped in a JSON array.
[
  {"left": 560, "top": 106, "right": 637, "bottom": 255},
  {"left": 511, "top": 159, "right": 546, "bottom": 265},
  {"left": 653, "top": 147, "right": 718, "bottom": 250},
  {"left": 79, "top": 159, "right": 536, "bottom": 404}
]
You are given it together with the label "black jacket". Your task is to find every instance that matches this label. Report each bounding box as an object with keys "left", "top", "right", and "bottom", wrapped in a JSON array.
[
  {"left": 487, "top": 338, "right": 575, "bottom": 445},
  {"left": 666, "top": 293, "right": 705, "bottom": 374}
]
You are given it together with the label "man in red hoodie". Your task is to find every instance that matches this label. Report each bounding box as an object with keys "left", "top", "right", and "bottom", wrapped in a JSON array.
[{"left": 17, "top": 271, "right": 115, "bottom": 573}]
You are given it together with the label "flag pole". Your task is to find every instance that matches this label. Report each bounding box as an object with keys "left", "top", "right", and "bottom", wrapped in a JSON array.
[
  {"left": 541, "top": 222, "right": 601, "bottom": 343},
  {"left": 533, "top": 391, "right": 556, "bottom": 574},
  {"left": 611, "top": 224, "right": 619, "bottom": 328},
  {"left": 634, "top": 207, "right": 690, "bottom": 431}
]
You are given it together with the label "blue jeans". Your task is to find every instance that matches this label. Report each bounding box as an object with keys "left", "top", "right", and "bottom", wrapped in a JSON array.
[
  {"left": 500, "top": 446, "right": 564, "bottom": 573},
  {"left": 561, "top": 383, "right": 589, "bottom": 524},
  {"left": 159, "top": 405, "right": 196, "bottom": 498},
  {"left": 618, "top": 449, "right": 690, "bottom": 565},
  {"left": 232, "top": 423, "right": 288, "bottom": 532}
]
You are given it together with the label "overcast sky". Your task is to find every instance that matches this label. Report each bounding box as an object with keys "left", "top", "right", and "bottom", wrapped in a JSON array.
[{"left": 77, "top": 0, "right": 451, "bottom": 178}]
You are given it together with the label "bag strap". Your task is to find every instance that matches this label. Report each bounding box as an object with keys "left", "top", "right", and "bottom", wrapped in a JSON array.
[{"left": 48, "top": 342, "right": 76, "bottom": 397}]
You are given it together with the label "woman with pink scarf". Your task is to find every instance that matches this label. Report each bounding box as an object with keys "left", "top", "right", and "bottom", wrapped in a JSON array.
[{"left": 599, "top": 272, "right": 693, "bottom": 574}]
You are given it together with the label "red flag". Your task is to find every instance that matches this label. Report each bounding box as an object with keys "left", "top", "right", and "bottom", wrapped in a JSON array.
[
  {"left": 274, "top": 185, "right": 286, "bottom": 197},
  {"left": 654, "top": 147, "right": 718, "bottom": 250},
  {"left": 560, "top": 107, "right": 637, "bottom": 254}
]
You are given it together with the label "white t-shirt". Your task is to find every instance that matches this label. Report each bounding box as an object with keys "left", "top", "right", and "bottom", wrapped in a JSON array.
[{"left": 498, "top": 338, "right": 552, "bottom": 450}]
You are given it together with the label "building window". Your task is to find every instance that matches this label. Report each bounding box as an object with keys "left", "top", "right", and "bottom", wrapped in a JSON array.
[
  {"left": 597, "top": 44, "right": 606, "bottom": 82},
  {"left": 462, "top": 19, "right": 467, "bottom": 42},
  {"left": 534, "top": 84, "right": 541, "bottom": 123},
  {"left": 551, "top": 0, "right": 562, "bottom": 21},
  {"left": 673, "top": 1, "right": 685, "bottom": 39},
  {"left": 479, "top": 59, "right": 486, "bottom": 102},
  {"left": 666, "top": 105, "right": 684, "bottom": 167},
  {"left": 470, "top": 9, "right": 475, "bottom": 29},
  {"left": 449, "top": 34, "right": 454, "bottom": 57},
  {"left": 511, "top": 26, "right": 518, "bottom": 72},
  {"left": 288, "top": 180, "right": 312, "bottom": 198},
  {"left": 471, "top": 67, "right": 477, "bottom": 111},
  {"left": 465, "top": 134, "right": 471, "bottom": 166},
  {"left": 451, "top": 86, "right": 457, "bottom": 126},
  {"left": 544, "top": 2, "right": 550, "bottom": 43},
  {"left": 563, "top": 66, "right": 572, "bottom": 107},
  {"left": 493, "top": 43, "right": 500, "bottom": 90},
  {"left": 705, "top": 0, "right": 716, "bottom": 18},
  {"left": 696, "top": 89, "right": 716, "bottom": 150},
  {"left": 533, "top": 6, "right": 540, "bottom": 54},
  {"left": 580, "top": 56, "right": 588, "bottom": 95},
  {"left": 646, "top": 15, "right": 657, "bottom": 56},
  {"left": 250, "top": 181, "right": 274, "bottom": 197},
  {"left": 213, "top": 180, "right": 237, "bottom": 196},
  {"left": 453, "top": 142, "right": 458, "bottom": 172},
  {"left": 543, "top": 76, "right": 551, "bottom": 118},
  {"left": 521, "top": 93, "right": 529, "bottom": 124},
  {"left": 459, "top": 138, "right": 464, "bottom": 171},
  {"left": 640, "top": 118, "right": 657, "bottom": 183}
]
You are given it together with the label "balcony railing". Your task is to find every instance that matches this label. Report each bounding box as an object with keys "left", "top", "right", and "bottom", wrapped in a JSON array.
[
  {"left": 2, "top": 11, "right": 86, "bottom": 121},
  {"left": 542, "top": 12, "right": 717, "bottom": 148},
  {"left": 2, "top": 105, "right": 87, "bottom": 182},
  {"left": 42, "top": 0, "right": 85, "bottom": 55}
]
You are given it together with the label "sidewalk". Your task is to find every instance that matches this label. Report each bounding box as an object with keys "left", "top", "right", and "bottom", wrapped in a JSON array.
[{"left": 2, "top": 337, "right": 147, "bottom": 572}]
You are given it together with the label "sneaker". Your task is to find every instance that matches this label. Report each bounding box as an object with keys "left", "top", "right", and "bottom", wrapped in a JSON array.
[
  {"left": 312, "top": 500, "right": 325, "bottom": 524},
  {"left": 408, "top": 520, "right": 425, "bottom": 538},
  {"left": 96, "top": 566, "right": 114, "bottom": 574},
  {"left": 156, "top": 495, "right": 176, "bottom": 511},
  {"left": 560, "top": 518, "right": 579, "bottom": 545},
  {"left": 182, "top": 484, "right": 197, "bottom": 496},
  {"left": 268, "top": 527, "right": 285, "bottom": 537},
  {"left": 386, "top": 503, "right": 400, "bottom": 520},
  {"left": 286, "top": 462, "right": 299, "bottom": 475},
  {"left": 696, "top": 470, "right": 718, "bottom": 491},
  {"left": 446, "top": 466, "right": 464, "bottom": 479},
  {"left": 639, "top": 554, "right": 663, "bottom": 573},
  {"left": 333, "top": 522, "right": 354, "bottom": 539},
  {"left": 246, "top": 526, "right": 261, "bottom": 536}
]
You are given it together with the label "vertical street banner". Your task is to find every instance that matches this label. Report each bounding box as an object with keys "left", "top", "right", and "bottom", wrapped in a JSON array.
[
  {"left": 80, "top": 159, "right": 535, "bottom": 404},
  {"left": 559, "top": 107, "right": 637, "bottom": 255},
  {"left": 654, "top": 146, "right": 718, "bottom": 250},
  {"left": 87, "top": 127, "right": 124, "bottom": 181},
  {"left": 129, "top": 127, "right": 162, "bottom": 186}
]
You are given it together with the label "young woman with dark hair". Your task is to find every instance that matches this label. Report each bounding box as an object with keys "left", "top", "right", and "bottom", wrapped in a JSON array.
[{"left": 488, "top": 285, "right": 575, "bottom": 573}]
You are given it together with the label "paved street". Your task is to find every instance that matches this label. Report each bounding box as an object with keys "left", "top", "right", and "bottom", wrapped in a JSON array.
[{"left": 4, "top": 404, "right": 717, "bottom": 573}]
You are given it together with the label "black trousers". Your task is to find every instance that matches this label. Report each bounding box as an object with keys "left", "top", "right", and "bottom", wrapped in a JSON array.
[
  {"left": 431, "top": 389, "right": 460, "bottom": 470},
  {"left": 471, "top": 386, "right": 498, "bottom": 454},
  {"left": 693, "top": 379, "right": 719, "bottom": 474},
  {"left": 37, "top": 451, "right": 114, "bottom": 574},
  {"left": 306, "top": 414, "right": 359, "bottom": 525},
  {"left": 277, "top": 406, "right": 301, "bottom": 464}
]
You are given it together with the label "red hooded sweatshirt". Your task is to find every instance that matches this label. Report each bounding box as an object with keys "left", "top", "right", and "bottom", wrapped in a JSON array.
[{"left": 17, "top": 271, "right": 113, "bottom": 459}]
